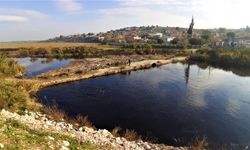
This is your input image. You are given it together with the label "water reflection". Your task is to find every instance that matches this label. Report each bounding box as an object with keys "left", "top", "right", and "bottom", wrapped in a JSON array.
[
  {"left": 38, "top": 63, "right": 250, "bottom": 148},
  {"left": 185, "top": 63, "right": 190, "bottom": 85},
  {"left": 14, "top": 57, "right": 72, "bottom": 77}
]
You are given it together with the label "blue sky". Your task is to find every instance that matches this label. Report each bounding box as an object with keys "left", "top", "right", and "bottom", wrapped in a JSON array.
[{"left": 0, "top": 0, "right": 250, "bottom": 41}]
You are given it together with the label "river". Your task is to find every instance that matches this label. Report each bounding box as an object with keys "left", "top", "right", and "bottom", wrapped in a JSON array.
[{"left": 37, "top": 62, "right": 250, "bottom": 148}]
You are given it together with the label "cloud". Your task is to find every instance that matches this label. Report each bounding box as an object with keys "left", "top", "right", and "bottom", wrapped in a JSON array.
[
  {"left": 0, "top": 15, "right": 28, "bottom": 23},
  {"left": 55, "top": 0, "right": 83, "bottom": 13},
  {"left": 98, "top": 7, "right": 189, "bottom": 28},
  {"left": 0, "top": 9, "right": 47, "bottom": 23},
  {"left": 116, "top": 0, "right": 204, "bottom": 6},
  {"left": 110, "top": 0, "right": 250, "bottom": 29}
]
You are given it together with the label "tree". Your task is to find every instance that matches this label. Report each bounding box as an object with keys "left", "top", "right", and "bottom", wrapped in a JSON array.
[
  {"left": 189, "top": 38, "right": 202, "bottom": 45},
  {"left": 201, "top": 30, "right": 211, "bottom": 42},
  {"left": 157, "top": 38, "right": 164, "bottom": 44},
  {"left": 246, "top": 26, "right": 250, "bottom": 32},
  {"left": 226, "top": 32, "right": 235, "bottom": 40},
  {"left": 171, "top": 38, "right": 179, "bottom": 44},
  {"left": 218, "top": 28, "right": 226, "bottom": 33}
]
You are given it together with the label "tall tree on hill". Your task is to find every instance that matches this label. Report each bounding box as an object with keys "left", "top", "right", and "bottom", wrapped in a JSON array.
[
  {"left": 227, "top": 32, "right": 235, "bottom": 41},
  {"left": 187, "top": 16, "right": 194, "bottom": 38},
  {"left": 246, "top": 26, "right": 250, "bottom": 32}
]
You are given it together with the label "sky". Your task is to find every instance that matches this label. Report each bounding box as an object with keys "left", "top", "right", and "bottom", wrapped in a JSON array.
[{"left": 0, "top": 0, "right": 250, "bottom": 42}]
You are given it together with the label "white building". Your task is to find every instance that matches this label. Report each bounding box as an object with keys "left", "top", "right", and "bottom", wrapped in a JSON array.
[
  {"left": 165, "top": 36, "right": 175, "bottom": 42},
  {"left": 133, "top": 36, "right": 142, "bottom": 40},
  {"left": 149, "top": 33, "right": 163, "bottom": 38},
  {"left": 98, "top": 36, "right": 105, "bottom": 41}
]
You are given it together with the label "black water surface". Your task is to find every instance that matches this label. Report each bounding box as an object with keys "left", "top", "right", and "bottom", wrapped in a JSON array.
[{"left": 38, "top": 63, "right": 250, "bottom": 148}]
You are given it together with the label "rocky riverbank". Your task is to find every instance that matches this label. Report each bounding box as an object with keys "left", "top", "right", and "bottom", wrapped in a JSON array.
[{"left": 0, "top": 109, "right": 188, "bottom": 150}]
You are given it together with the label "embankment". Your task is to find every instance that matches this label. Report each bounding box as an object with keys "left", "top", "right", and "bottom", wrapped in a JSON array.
[{"left": 35, "top": 56, "right": 187, "bottom": 88}]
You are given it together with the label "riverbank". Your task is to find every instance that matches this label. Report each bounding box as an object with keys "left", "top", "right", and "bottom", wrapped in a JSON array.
[
  {"left": 29, "top": 55, "right": 187, "bottom": 88},
  {"left": 190, "top": 48, "right": 250, "bottom": 68},
  {"left": 0, "top": 109, "right": 188, "bottom": 150}
]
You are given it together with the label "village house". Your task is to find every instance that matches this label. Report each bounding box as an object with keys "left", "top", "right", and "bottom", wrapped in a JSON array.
[
  {"left": 125, "top": 32, "right": 141, "bottom": 42},
  {"left": 165, "top": 36, "right": 175, "bottom": 42},
  {"left": 149, "top": 33, "right": 163, "bottom": 38},
  {"left": 211, "top": 39, "right": 225, "bottom": 48},
  {"left": 237, "top": 37, "right": 250, "bottom": 47},
  {"left": 98, "top": 36, "right": 105, "bottom": 41}
]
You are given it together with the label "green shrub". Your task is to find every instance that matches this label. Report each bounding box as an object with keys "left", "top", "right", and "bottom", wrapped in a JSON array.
[
  {"left": 0, "top": 57, "right": 40, "bottom": 111},
  {"left": 0, "top": 56, "right": 26, "bottom": 77},
  {"left": 0, "top": 79, "right": 38, "bottom": 112},
  {"left": 190, "top": 48, "right": 250, "bottom": 68}
]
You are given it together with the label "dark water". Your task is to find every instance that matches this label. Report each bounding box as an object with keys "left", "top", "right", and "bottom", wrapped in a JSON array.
[
  {"left": 38, "top": 63, "right": 250, "bottom": 148},
  {"left": 14, "top": 57, "right": 72, "bottom": 77}
]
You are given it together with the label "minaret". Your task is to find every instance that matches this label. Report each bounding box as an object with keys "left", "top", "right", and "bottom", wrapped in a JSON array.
[{"left": 187, "top": 16, "right": 194, "bottom": 37}]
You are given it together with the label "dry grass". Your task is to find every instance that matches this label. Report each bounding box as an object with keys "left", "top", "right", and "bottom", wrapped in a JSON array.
[
  {"left": 0, "top": 42, "right": 117, "bottom": 50},
  {"left": 42, "top": 104, "right": 66, "bottom": 121},
  {"left": 123, "top": 129, "right": 141, "bottom": 141},
  {"left": 0, "top": 42, "right": 98, "bottom": 49},
  {"left": 42, "top": 104, "right": 95, "bottom": 129},
  {"left": 111, "top": 126, "right": 122, "bottom": 137},
  {"left": 67, "top": 114, "right": 95, "bottom": 129},
  {"left": 111, "top": 127, "right": 142, "bottom": 141},
  {"left": 190, "top": 136, "right": 208, "bottom": 150}
]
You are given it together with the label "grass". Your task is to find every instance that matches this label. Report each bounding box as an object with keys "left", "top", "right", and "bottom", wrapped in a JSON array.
[
  {"left": 0, "top": 79, "right": 41, "bottom": 112},
  {"left": 42, "top": 104, "right": 95, "bottom": 129},
  {"left": 190, "top": 47, "right": 250, "bottom": 68},
  {"left": 110, "top": 126, "right": 142, "bottom": 141},
  {"left": 110, "top": 126, "right": 158, "bottom": 143},
  {"left": 0, "top": 42, "right": 115, "bottom": 50},
  {"left": 0, "top": 41, "right": 185, "bottom": 58},
  {"left": 0, "top": 42, "right": 119, "bottom": 58},
  {"left": 42, "top": 104, "right": 66, "bottom": 122},
  {"left": 189, "top": 136, "right": 208, "bottom": 150},
  {"left": 68, "top": 114, "right": 95, "bottom": 129},
  {"left": 111, "top": 126, "right": 122, "bottom": 137},
  {"left": 123, "top": 129, "right": 142, "bottom": 141},
  {"left": 0, "top": 56, "right": 41, "bottom": 112},
  {"left": 0, "top": 56, "right": 25, "bottom": 77},
  {"left": 0, "top": 119, "right": 100, "bottom": 150}
]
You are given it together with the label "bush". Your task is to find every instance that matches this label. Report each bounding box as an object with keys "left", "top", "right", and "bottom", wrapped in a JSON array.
[
  {"left": 190, "top": 136, "right": 208, "bottom": 150},
  {"left": 190, "top": 48, "right": 250, "bottom": 68},
  {"left": 67, "top": 114, "right": 95, "bottom": 129},
  {"left": 111, "top": 126, "right": 122, "bottom": 137},
  {"left": 42, "top": 104, "right": 66, "bottom": 121},
  {"left": 0, "top": 79, "right": 39, "bottom": 112},
  {"left": 123, "top": 129, "right": 141, "bottom": 141},
  {"left": 0, "top": 56, "right": 26, "bottom": 77}
]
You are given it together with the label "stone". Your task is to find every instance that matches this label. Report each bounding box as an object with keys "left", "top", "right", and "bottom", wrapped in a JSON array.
[
  {"left": 0, "top": 143, "right": 4, "bottom": 149},
  {"left": 48, "top": 136, "right": 55, "bottom": 141},
  {"left": 99, "top": 129, "right": 111, "bottom": 137},
  {"left": 60, "top": 146, "right": 69, "bottom": 150},
  {"left": 83, "top": 126, "right": 94, "bottom": 132},
  {"left": 115, "top": 137, "right": 123, "bottom": 145},
  {"left": 63, "top": 140, "right": 70, "bottom": 147},
  {"left": 145, "top": 144, "right": 151, "bottom": 150},
  {"left": 49, "top": 145, "right": 54, "bottom": 149}
]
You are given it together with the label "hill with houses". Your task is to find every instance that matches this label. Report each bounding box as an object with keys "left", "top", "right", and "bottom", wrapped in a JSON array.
[{"left": 47, "top": 19, "right": 250, "bottom": 49}]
